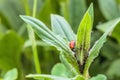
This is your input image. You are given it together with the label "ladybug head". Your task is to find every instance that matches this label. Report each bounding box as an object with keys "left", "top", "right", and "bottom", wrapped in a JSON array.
[{"left": 69, "top": 40, "right": 75, "bottom": 51}]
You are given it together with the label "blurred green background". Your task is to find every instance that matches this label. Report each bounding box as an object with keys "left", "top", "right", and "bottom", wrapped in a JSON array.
[{"left": 0, "top": 0, "right": 120, "bottom": 80}]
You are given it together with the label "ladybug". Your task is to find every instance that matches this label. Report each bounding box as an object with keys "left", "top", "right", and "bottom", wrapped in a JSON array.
[{"left": 69, "top": 40, "right": 75, "bottom": 51}]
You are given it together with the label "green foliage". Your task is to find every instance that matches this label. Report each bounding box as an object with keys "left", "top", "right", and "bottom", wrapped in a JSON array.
[
  {"left": 0, "top": 0, "right": 24, "bottom": 30},
  {"left": 20, "top": 15, "right": 80, "bottom": 77},
  {"left": 20, "top": 15, "right": 71, "bottom": 53},
  {"left": 100, "top": 40, "right": 119, "bottom": 60},
  {"left": 76, "top": 4, "right": 93, "bottom": 65},
  {"left": 1, "top": 0, "right": 120, "bottom": 80},
  {"left": 4, "top": 68, "right": 18, "bottom": 80},
  {"left": 0, "top": 31, "right": 23, "bottom": 71},
  {"left": 38, "top": 0, "right": 59, "bottom": 26},
  {"left": 89, "top": 74, "right": 107, "bottom": 80},
  {"left": 60, "top": 51, "right": 80, "bottom": 77},
  {"left": 20, "top": 3, "right": 118, "bottom": 80},
  {"left": 84, "top": 17, "right": 120, "bottom": 79},
  {"left": 26, "top": 74, "right": 85, "bottom": 80},
  {"left": 107, "top": 59, "right": 120, "bottom": 79},
  {"left": 97, "top": 18, "right": 120, "bottom": 43},
  {"left": 69, "top": 0, "right": 87, "bottom": 32},
  {"left": 51, "top": 63, "right": 68, "bottom": 77},
  {"left": 97, "top": 1, "right": 120, "bottom": 79},
  {"left": 26, "top": 74, "right": 70, "bottom": 80},
  {"left": 99, "top": 0, "right": 120, "bottom": 20},
  {"left": 51, "top": 14, "right": 75, "bottom": 41},
  {"left": 72, "top": 75, "right": 85, "bottom": 80}
]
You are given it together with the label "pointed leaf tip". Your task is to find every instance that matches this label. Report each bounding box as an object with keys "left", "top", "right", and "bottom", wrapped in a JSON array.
[
  {"left": 19, "top": 15, "right": 25, "bottom": 19},
  {"left": 76, "top": 3, "right": 94, "bottom": 64},
  {"left": 51, "top": 14, "right": 75, "bottom": 41}
]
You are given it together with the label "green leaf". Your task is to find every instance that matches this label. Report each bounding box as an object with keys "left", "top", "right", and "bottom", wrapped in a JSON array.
[
  {"left": 60, "top": 51, "right": 80, "bottom": 77},
  {"left": 26, "top": 74, "right": 85, "bottom": 80},
  {"left": 38, "top": 0, "right": 59, "bottom": 26},
  {"left": 0, "top": 24, "right": 6, "bottom": 38},
  {"left": 0, "top": 0, "right": 24, "bottom": 30},
  {"left": 83, "top": 18, "right": 120, "bottom": 77},
  {"left": 20, "top": 15, "right": 80, "bottom": 78},
  {"left": 112, "top": 22, "right": 120, "bottom": 44},
  {"left": 4, "top": 68, "right": 18, "bottom": 80},
  {"left": 89, "top": 74, "right": 107, "bottom": 80},
  {"left": 59, "top": 0, "right": 70, "bottom": 22},
  {"left": 51, "top": 14, "right": 75, "bottom": 41},
  {"left": 0, "top": 31, "right": 23, "bottom": 71},
  {"left": 23, "top": 40, "right": 51, "bottom": 49},
  {"left": 107, "top": 59, "right": 120, "bottom": 78},
  {"left": 51, "top": 63, "right": 68, "bottom": 78},
  {"left": 100, "top": 40, "right": 119, "bottom": 60},
  {"left": 99, "top": 0, "right": 120, "bottom": 20},
  {"left": 97, "top": 18, "right": 120, "bottom": 32},
  {"left": 26, "top": 74, "right": 70, "bottom": 80},
  {"left": 0, "top": 78, "right": 3, "bottom": 80},
  {"left": 97, "top": 18, "right": 120, "bottom": 43},
  {"left": 76, "top": 3, "right": 93, "bottom": 64},
  {"left": 20, "top": 15, "right": 73, "bottom": 55},
  {"left": 71, "top": 75, "right": 85, "bottom": 80},
  {"left": 69, "top": 0, "right": 87, "bottom": 32}
]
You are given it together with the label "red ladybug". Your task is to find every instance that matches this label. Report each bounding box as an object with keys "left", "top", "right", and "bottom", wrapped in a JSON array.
[{"left": 69, "top": 40, "right": 75, "bottom": 51}]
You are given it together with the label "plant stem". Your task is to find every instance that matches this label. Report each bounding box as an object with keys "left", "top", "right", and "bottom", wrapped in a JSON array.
[
  {"left": 83, "top": 58, "right": 91, "bottom": 80},
  {"left": 24, "top": 0, "right": 41, "bottom": 74},
  {"left": 0, "top": 18, "right": 1, "bottom": 25},
  {"left": 23, "top": 0, "right": 30, "bottom": 16},
  {"left": 31, "top": 0, "right": 41, "bottom": 74},
  {"left": 27, "top": 25, "right": 41, "bottom": 74},
  {"left": 32, "top": 0, "right": 37, "bottom": 17}
]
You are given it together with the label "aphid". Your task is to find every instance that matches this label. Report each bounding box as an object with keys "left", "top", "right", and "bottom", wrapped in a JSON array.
[{"left": 69, "top": 40, "right": 75, "bottom": 51}]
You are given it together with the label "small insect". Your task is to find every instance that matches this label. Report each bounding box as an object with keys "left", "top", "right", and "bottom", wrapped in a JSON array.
[{"left": 69, "top": 40, "right": 75, "bottom": 52}]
